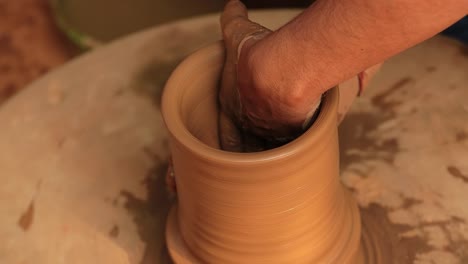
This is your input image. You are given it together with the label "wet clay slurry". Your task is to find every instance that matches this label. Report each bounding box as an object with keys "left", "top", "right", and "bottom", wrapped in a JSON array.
[{"left": 162, "top": 42, "right": 384, "bottom": 263}]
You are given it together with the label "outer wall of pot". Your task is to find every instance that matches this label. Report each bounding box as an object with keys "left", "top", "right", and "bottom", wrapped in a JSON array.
[{"left": 162, "top": 42, "right": 361, "bottom": 264}]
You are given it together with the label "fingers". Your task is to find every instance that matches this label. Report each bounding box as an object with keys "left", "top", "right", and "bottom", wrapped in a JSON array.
[
  {"left": 219, "top": 0, "right": 251, "bottom": 153},
  {"left": 218, "top": 111, "right": 244, "bottom": 152},
  {"left": 221, "top": 0, "right": 267, "bottom": 54},
  {"left": 221, "top": 0, "right": 248, "bottom": 29},
  {"left": 219, "top": 111, "right": 267, "bottom": 152},
  {"left": 219, "top": 0, "right": 272, "bottom": 152}
]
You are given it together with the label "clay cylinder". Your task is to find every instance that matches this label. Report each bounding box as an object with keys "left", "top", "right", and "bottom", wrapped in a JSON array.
[{"left": 162, "top": 42, "right": 361, "bottom": 264}]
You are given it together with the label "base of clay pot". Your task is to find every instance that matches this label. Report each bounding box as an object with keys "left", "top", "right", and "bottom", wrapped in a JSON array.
[
  {"left": 357, "top": 227, "right": 384, "bottom": 264},
  {"left": 357, "top": 211, "right": 392, "bottom": 264},
  {"left": 166, "top": 191, "right": 378, "bottom": 264},
  {"left": 166, "top": 206, "right": 201, "bottom": 264}
]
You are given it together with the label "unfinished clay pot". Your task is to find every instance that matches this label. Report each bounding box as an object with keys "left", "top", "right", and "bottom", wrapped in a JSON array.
[{"left": 162, "top": 42, "right": 362, "bottom": 263}]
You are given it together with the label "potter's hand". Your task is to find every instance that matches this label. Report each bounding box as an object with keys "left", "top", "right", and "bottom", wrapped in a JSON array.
[
  {"left": 219, "top": 0, "right": 370, "bottom": 151},
  {"left": 220, "top": 0, "right": 321, "bottom": 152}
]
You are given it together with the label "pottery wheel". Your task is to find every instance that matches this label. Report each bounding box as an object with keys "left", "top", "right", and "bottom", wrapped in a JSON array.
[{"left": 0, "top": 9, "right": 467, "bottom": 264}]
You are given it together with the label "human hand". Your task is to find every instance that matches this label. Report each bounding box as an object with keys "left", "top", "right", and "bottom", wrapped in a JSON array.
[{"left": 219, "top": 0, "right": 383, "bottom": 153}]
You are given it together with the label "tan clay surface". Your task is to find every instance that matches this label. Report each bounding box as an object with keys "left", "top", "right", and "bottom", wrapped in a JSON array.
[
  {"left": 162, "top": 42, "right": 361, "bottom": 263},
  {"left": 340, "top": 38, "right": 468, "bottom": 264},
  {"left": 0, "top": 9, "right": 467, "bottom": 264}
]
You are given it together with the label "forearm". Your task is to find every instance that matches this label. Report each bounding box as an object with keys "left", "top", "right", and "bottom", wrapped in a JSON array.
[{"left": 247, "top": 0, "right": 467, "bottom": 114}]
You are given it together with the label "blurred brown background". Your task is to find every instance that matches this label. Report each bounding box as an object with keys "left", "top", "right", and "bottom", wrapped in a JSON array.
[
  {"left": 0, "top": 0, "right": 77, "bottom": 104},
  {"left": 0, "top": 0, "right": 311, "bottom": 106}
]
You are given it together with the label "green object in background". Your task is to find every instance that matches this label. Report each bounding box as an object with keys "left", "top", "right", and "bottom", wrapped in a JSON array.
[
  {"left": 50, "top": 0, "right": 224, "bottom": 49},
  {"left": 50, "top": 0, "right": 100, "bottom": 50}
]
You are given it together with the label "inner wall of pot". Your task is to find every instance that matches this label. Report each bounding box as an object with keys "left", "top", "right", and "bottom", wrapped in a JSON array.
[
  {"left": 179, "top": 64, "right": 222, "bottom": 150},
  {"left": 176, "top": 63, "right": 335, "bottom": 160}
]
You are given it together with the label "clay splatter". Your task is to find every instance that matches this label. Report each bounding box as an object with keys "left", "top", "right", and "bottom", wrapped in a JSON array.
[
  {"left": 456, "top": 131, "right": 467, "bottom": 142},
  {"left": 372, "top": 77, "right": 413, "bottom": 112},
  {"left": 339, "top": 78, "right": 412, "bottom": 170},
  {"left": 109, "top": 225, "right": 120, "bottom": 238},
  {"left": 134, "top": 23, "right": 219, "bottom": 108},
  {"left": 360, "top": 204, "right": 430, "bottom": 263},
  {"left": 119, "top": 161, "right": 172, "bottom": 264},
  {"left": 426, "top": 66, "right": 437, "bottom": 73},
  {"left": 447, "top": 166, "right": 468, "bottom": 183},
  {"left": 113, "top": 89, "right": 124, "bottom": 96},
  {"left": 134, "top": 60, "right": 180, "bottom": 107},
  {"left": 18, "top": 200, "right": 34, "bottom": 231},
  {"left": 339, "top": 112, "right": 400, "bottom": 172},
  {"left": 400, "top": 197, "right": 422, "bottom": 209},
  {"left": 381, "top": 138, "right": 399, "bottom": 152}
]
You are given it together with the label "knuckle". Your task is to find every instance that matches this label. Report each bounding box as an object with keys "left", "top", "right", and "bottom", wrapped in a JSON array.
[{"left": 223, "top": 17, "right": 244, "bottom": 36}]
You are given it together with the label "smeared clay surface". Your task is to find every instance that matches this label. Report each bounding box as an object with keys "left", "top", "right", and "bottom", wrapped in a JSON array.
[
  {"left": 0, "top": 10, "right": 467, "bottom": 264},
  {"left": 340, "top": 37, "right": 468, "bottom": 263}
]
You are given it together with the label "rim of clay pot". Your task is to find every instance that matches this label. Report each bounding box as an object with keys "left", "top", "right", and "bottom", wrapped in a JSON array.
[{"left": 162, "top": 41, "right": 338, "bottom": 165}]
